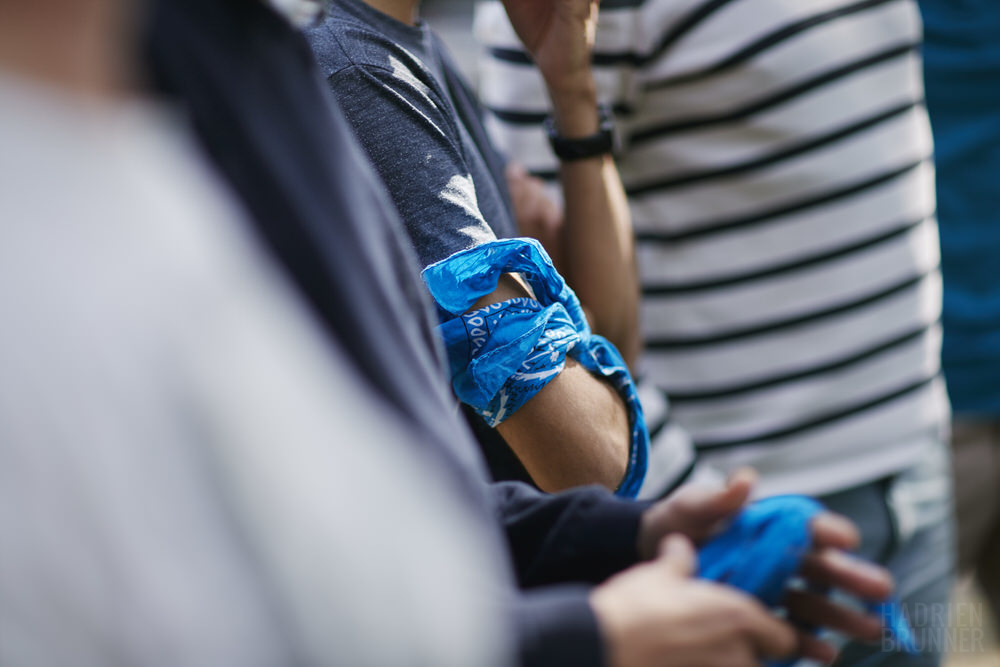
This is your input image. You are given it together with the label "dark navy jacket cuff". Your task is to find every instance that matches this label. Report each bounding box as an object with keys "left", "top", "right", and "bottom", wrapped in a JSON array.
[
  {"left": 508, "top": 484, "right": 650, "bottom": 586},
  {"left": 514, "top": 586, "right": 606, "bottom": 667},
  {"left": 568, "top": 492, "right": 651, "bottom": 579}
]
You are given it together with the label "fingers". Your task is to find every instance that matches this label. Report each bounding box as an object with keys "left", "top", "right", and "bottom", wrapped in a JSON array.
[
  {"left": 796, "top": 631, "right": 839, "bottom": 664},
  {"left": 785, "top": 590, "right": 883, "bottom": 642},
  {"left": 811, "top": 511, "right": 860, "bottom": 551},
  {"left": 657, "top": 534, "right": 697, "bottom": 578},
  {"left": 718, "top": 467, "right": 757, "bottom": 513},
  {"left": 730, "top": 594, "right": 798, "bottom": 660},
  {"left": 801, "top": 548, "right": 894, "bottom": 601},
  {"left": 672, "top": 468, "right": 756, "bottom": 525}
]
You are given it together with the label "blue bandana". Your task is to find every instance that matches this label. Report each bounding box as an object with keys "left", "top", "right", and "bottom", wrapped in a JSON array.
[
  {"left": 423, "top": 238, "right": 649, "bottom": 498},
  {"left": 699, "top": 496, "right": 919, "bottom": 664}
]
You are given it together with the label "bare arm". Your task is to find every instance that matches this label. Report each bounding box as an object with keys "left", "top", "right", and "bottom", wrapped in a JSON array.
[
  {"left": 323, "top": 49, "right": 634, "bottom": 492},
  {"left": 473, "top": 274, "right": 629, "bottom": 492},
  {"left": 550, "top": 89, "right": 640, "bottom": 369},
  {"left": 465, "top": 0, "right": 639, "bottom": 490},
  {"left": 502, "top": 0, "right": 640, "bottom": 369}
]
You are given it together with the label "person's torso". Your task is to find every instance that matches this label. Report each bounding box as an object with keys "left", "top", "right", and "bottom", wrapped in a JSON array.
[{"left": 477, "top": 0, "right": 948, "bottom": 495}]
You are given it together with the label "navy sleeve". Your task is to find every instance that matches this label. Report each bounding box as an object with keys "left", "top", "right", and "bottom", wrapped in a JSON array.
[
  {"left": 514, "top": 586, "right": 607, "bottom": 667},
  {"left": 493, "top": 481, "right": 649, "bottom": 588},
  {"left": 327, "top": 62, "right": 499, "bottom": 268}
]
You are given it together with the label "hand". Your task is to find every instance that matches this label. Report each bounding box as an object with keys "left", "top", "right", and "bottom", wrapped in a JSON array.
[
  {"left": 500, "top": 0, "right": 599, "bottom": 93},
  {"left": 506, "top": 163, "right": 564, "bottom": 266},
  {"left": 591, "top": 535, "right": 810, "bottom": 667},
  {"left": 637, "top": 470, "right": 894, "bottom": 648},
  {"left": 637, "top": 468, "right": 758, "bottom": 559}
]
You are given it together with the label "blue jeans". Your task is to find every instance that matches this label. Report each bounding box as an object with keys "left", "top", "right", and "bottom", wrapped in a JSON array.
[{"left": 820, "top": 440, "right": 956, "bottom": 667}]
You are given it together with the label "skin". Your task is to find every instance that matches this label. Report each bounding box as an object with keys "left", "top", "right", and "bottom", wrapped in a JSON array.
[
  {"left": 0, "top": 1, "right": 892, "bottom": 664},
  {"left": 469, "top": 274, "right": 630, "bottom": 491},
  {"left": 506, "top": 163, "right": 564, "bottom": 269},
  {"left": 591, "top": 535, "right": 804, "bottom": 667},
  {"left": 367, "top": 0, "right": 638, "bottom": 492},
  {"left": 0, "top": 0, "right": 138, "bottom": 99},
  {"left": 357, "top": 5, "right": 898, "bottom": 663},
  {"left": 615, "top": 469, "right": 895, "bottom": 667}
]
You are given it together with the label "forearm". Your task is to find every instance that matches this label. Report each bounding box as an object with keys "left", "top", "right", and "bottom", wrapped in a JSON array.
[
  {"left": 545, "top": 75, "right": 640, "bottom": 368},
  {"left": 514, "top": 587, "right": 607, "bottom": 667}
]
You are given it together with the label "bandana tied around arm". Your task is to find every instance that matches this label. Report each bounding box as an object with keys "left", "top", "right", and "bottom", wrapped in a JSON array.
[
  {"left": 422, "top": 238, "right": 649, "bottom": 498},
  {"left": 698, "top": 496, "right": 919, "bottom": 665}
]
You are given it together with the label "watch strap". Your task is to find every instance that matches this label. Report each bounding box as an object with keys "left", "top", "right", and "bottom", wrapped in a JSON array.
[{"left": 544, "top": 105, "right": 615, "bottom": 162}]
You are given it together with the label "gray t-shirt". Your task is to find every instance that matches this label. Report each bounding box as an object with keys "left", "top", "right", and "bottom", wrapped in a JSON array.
[
  {"left": 307, "top": 0, "right": 517, "bottom": 269},
  {"left": 0, "top": 72, "right": 512, "bottom": 667}
]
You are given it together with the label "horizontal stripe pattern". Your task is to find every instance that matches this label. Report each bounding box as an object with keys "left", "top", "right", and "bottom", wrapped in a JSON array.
[
  {"left": 693, "top": 374, "right": 941, "bottom": 449},
  {"left": 645, "top": 0, "right": 906, "bottom": 89},
  {"left": 673, "top": 326, "right": 942, "bottom": 438},
  {"left": 642, "top": 215, "right": 931, "bottom": 295},
  {"left": 475, "top": 0, "right": 945, "bottom": 493},
  {"left": 664, "top": 322, "right": 936, "bottom": 402},
  {"left": 635, "top": 378, "right": 700, "bottom": 497}
]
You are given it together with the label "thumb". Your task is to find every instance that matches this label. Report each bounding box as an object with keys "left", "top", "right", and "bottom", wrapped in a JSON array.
[
  {"left": 679, "top": 467, "right": 756, "bottom": 522},
  {"left": 710, "top": 467, "right": 757, "bottom": 517},
  {"left": 657, "top": 535, "right": 697, "bottom": 578}
]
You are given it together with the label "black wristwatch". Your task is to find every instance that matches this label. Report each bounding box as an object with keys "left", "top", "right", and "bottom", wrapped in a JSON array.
[{"left": 544, "top": 104, "right": 616, "bottom": 162}]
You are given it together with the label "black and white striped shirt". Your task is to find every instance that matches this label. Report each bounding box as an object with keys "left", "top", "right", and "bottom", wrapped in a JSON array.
[{"left": 475, "top": 0, "right": 948, "bottom": 496}]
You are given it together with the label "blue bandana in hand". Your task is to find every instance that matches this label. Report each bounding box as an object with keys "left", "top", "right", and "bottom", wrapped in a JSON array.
[
  {"left": 698, "top": 496, "right": 919, "bottom": 664},
  {"left": 422, "top": 238, "right": 649, "bottom": 498}
]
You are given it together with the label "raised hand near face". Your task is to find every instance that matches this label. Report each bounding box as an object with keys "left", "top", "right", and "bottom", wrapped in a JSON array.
[{"left": 500, "top": 0, "right": 599, "bottom": 93}]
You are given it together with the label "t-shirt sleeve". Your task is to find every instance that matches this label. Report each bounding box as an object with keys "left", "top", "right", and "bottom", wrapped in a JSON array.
[{"left": 327, "top": 62, "right": 498, "bottom": 269}]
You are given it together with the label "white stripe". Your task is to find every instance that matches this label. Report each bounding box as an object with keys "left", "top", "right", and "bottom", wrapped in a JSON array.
[
  {"left": 670, "top": 325, "right": 941, "bottom": 438},
  {"left": 639, "top": 219, "right": 939, "bottom": 338},
  {"left": 639, "top": 272, "right": 941, "bottom": 388},
  {"left": 696, "top": 381, "right": 949, "bottom": 497},
  {"left": 639, "top": 0, "right": 866, "bottom": 80},
  {"left": 713, "top": 409, "right": 947, "bottom": 498},
  {"left": 637, "top": 1, "right": 921, "bottom": 101},
  {"left": 638, "top": 422, "right": 697, "bottom": 499},
  {"left": 624, "top": 54, "right": 924, "bottom": 179},
  {"left": 628, "top": 107, "right": 933, "bottom": 228},
  {"left": 634, "top": 162, "right": 936, "bottom": 284}
]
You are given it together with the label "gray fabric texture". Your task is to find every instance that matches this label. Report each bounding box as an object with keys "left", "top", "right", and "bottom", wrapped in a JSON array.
[
  {"left": 0, "top": 71, "right": 512, "bottom": 667},
  {"left": 307, "top": 0, "right": 517, "bottom": 270}
]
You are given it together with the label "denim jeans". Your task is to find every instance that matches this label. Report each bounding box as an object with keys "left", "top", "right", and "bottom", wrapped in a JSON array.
[{"left": 818, "top": 439, "right": 956, "bottom": 667}]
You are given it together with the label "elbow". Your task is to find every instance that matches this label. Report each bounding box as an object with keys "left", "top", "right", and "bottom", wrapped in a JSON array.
[
  {"left": 587, "top": 441, "right": 630, "bottom": 494},
  {"left": 578, "top": 411, "right": 631, "bottom": 492},
  {"left": 535, "top": 431, "right": 629, "bottom": 494},
  {"left": 496, "top": 360, "right": 634, "bottom": 494},
  {"left": 534, "top": 402, "right": 631, "bottom": 495}
]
